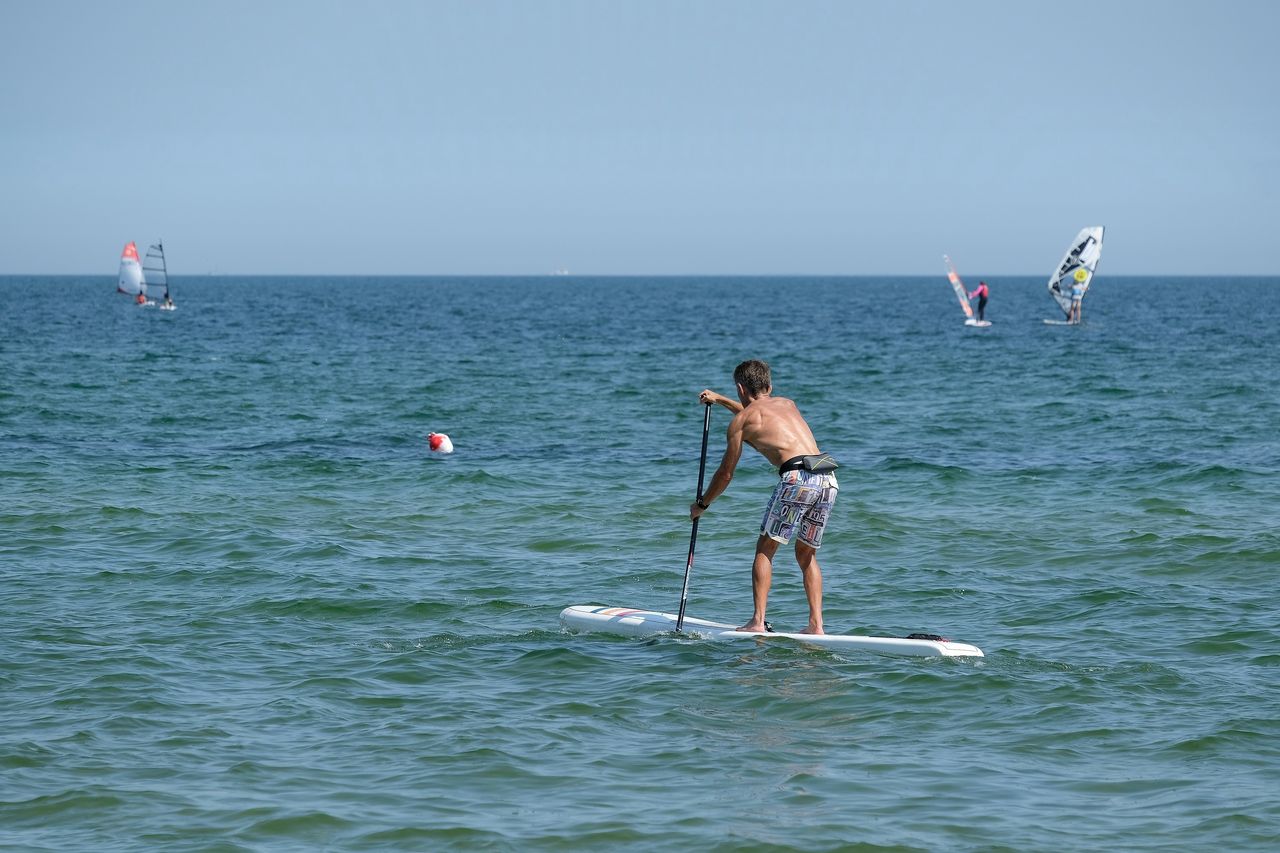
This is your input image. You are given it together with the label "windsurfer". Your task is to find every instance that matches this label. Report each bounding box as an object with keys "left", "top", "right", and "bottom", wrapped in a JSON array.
[
  {"left": 1068, "top": 280, "right": 1084, "bottom": 324},
  {"left": 968, "top": 280, "right": 989, "bottom": 321},
  {"left": 690, "top": 360, "right": 839, "bottom": 635}
]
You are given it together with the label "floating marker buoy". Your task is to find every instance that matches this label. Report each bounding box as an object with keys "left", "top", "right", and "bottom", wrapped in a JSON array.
[{"left": 427, "top": 432, "right": 454, "bottom": 453}]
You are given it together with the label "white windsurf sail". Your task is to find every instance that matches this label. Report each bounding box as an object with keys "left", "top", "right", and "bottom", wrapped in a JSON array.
[
  {"left": 116, "top": 241, "right": 145, "bottom": 296},
  {"left": 1047, "top": 226, "right": 1104, "bottom": 316},
  {"left": 943, "top": 254, "right": 974, "bottom": 319},
  {"left": 143, "top": 241, "right": 170, "bottom": 302}
]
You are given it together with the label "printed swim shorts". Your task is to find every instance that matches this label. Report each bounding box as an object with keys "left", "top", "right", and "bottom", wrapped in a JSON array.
[{"left": 760, "top": 468, "right": 839, "bottom": 548}]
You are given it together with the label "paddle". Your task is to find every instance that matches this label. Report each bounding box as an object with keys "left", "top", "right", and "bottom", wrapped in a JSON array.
[{"left": 676, "top": 402, "right": 713, "bottom": 632}]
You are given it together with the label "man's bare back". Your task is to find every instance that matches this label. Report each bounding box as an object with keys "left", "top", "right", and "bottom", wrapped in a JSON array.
[
  {"left": 731, "top": 395, "right": 820, "bottom": 469},
  {"left": 693, "top": 389, "right": 822, "bottom": 503}
]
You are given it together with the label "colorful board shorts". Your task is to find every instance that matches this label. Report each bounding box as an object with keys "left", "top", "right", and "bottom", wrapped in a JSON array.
[{"left": 760, "top": 469, "right": 839, "bottom": 548}]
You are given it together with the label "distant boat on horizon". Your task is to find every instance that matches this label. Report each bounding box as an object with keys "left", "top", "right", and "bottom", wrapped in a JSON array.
[
  {"left": 144, "top": 240, "right": 175, "bottom": 310},
  {"left": 115, "top": 240, "right": 175, "bottom": 309},
  {"left": 116, "top": 242, "right": 148, "bottom": 304}
]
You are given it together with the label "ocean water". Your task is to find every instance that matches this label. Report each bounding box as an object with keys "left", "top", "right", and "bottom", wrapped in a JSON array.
[{"left": 2, "top": 274, "right": 1278, "bottom": 852}]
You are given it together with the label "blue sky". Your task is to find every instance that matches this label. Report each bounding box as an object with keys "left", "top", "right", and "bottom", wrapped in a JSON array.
[{"left": 2, "top": 1, "right": 1276, "bottom": 275}]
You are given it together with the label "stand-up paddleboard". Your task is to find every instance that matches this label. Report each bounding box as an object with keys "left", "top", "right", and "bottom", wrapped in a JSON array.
[
  {"left": 560, "top": 605, "right": 984, "bottom": 658},
  {"left": 965, "top": 318, "right": 992, "bottom": 328}
]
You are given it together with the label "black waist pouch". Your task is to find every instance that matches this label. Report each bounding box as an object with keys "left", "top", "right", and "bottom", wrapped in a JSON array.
[{"left": 779, "top": 453, "right": 839, "bottom": 475}]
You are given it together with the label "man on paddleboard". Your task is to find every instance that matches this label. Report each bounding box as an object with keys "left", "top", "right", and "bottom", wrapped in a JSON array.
[{"left": 690, "top": 360, "right": 838, "bottom": 635}]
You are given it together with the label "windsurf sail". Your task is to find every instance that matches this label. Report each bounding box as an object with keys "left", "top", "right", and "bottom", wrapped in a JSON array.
[
  {"left": 143, "top": 241, "right": 170, "bottom": 302},
  {"left": 116, "top": 242, "right": 145, "bottom": 296},
  {"left": 943, "top": 255, "right": 974, "bottom": 319},
  {"left": 1047, "top": 227, "right": 1104, "bottom": 317}
]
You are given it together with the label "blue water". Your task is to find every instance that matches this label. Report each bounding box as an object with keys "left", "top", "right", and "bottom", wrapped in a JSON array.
[{"left": 2, "top": 275, "right": 1279, "bottom": 851}]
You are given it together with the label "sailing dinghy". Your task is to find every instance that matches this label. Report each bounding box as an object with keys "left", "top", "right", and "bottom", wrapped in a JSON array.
[
  {"left": 943, "top": 255, "right": 989, "bottom": 327},
  {"left": 1045, "top": 226, "right": 1104, "bottom": 323},
  {"left": 116, "top": 242, "right": 150, "bottom": 304},
  {"left": 143, "top": 241, "right": 175, "bottom": 310},
  {"left": 560, "top": 605, "right": 984, "bottom": 658}
]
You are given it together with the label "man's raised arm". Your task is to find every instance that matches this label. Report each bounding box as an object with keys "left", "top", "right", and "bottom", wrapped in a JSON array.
[{"left": 699, "top": 389, "right": 743, "bottom": 414}]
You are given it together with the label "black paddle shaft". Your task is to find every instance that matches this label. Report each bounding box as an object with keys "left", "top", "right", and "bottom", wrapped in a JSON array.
[{"left": 676, "top": 402, "right": 713, "bottom": 631}]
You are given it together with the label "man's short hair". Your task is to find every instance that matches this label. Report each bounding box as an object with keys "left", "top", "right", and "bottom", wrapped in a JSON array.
[{"left": 734, "top": 360, "right": 771, "bottom": 397}]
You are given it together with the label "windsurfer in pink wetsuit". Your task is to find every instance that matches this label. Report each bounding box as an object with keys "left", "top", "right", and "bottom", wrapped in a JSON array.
[{"left": 968, "top": 281, "right": 989, "bottom": 321}]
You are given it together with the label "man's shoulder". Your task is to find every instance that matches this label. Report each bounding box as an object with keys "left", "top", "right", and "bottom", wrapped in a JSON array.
[
  {"left": 763, "top": 396, "right": 799, "bottom": 412},
  {"left": 740, "top": 396, "right": 798, "bottom": 423}
]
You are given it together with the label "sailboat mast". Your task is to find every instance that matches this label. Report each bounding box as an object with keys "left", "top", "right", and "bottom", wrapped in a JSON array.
[{"left": 157, "top": 239, "right": 169, "bottom": 298}]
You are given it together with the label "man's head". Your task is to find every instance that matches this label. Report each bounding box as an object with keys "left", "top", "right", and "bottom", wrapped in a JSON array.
[{"left": 733, "top": 359, "right": 772, "bottom": 401}]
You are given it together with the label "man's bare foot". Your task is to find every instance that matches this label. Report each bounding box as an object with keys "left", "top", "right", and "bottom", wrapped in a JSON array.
[
  {"left": 736, "top": 621, "right": 767, "bottom": 633},
  {"left": 798, "top": 624, "right": 825, "bottom": 635}
]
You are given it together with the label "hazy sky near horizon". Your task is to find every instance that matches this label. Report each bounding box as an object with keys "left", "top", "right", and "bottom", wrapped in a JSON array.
[{"left": 2, "top": 1, "right": 1276, "bottom": 275}]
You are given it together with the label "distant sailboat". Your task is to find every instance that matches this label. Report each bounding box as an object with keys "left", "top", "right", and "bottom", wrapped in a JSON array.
[
  {"left": 117, "top": 242, "right": 149, "bottom": 304},
  {"left": 143, "top": 241, "right": 175, "bottom": 310},
  {"left": 943, "top": 254, "right": 989, "bottom": 327},
  {"left": 1045, "top": 227, "right": 1104, "bottom": 324}
]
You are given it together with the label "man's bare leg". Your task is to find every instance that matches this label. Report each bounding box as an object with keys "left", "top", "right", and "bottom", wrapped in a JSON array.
[
  {"left": 738, "top": 535, "right": 779, "bottom": 632},
  {"left": 794, "top": 541, "right": 824, "bottom": 634}
]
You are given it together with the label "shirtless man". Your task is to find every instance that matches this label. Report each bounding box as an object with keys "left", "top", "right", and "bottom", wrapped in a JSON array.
[{"left": 689, "top": 360, "right": 839, "bottom": 634}]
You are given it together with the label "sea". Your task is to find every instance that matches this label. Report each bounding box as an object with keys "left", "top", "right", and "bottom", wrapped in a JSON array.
[{"left": 2, "top": 274, "right": 1278, "bottom": 852}]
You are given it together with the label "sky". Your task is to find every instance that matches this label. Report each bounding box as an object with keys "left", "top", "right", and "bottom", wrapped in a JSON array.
[{"left": 2, "top": 0, "right": 1277, "bottom": 275}]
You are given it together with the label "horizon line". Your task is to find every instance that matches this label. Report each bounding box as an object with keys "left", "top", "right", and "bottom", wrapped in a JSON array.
[{"left": 2, "top": 272, "right": 1277, "bottom": 279}]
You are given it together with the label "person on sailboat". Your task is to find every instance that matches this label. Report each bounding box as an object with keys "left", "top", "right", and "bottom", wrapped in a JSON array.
[
  {"left": 135, "top": 292, "right": 147, "bottom": 305},
  {"left": 690, "top": 360, "right": 839, "bottom": 635},
  {"left": 968, "top": 280, "right": 989, "bottom": 322},
  {"left": 1068, "top": 280, "right": 1084, "bottom": 324}
]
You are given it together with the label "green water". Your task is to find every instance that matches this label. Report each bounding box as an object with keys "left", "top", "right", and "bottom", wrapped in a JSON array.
[{"left": 2, "top": 276, "right": 1278, "bottom": 850}]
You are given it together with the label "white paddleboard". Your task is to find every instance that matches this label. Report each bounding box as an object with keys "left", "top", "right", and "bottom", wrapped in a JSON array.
[
  {"left": 560, "top": 605, "right": 983, "bottom": 658},
  {"left": 1042, "top": 318, "right": 1076, "bottom": 325},
  {"left": 965, "top": 319, "right": 991, "bottom": 328}
]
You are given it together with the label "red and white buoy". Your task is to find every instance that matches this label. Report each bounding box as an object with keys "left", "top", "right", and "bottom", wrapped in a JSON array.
[{"left": 427, "top": 432, "right": 454, "bottom": 454}]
